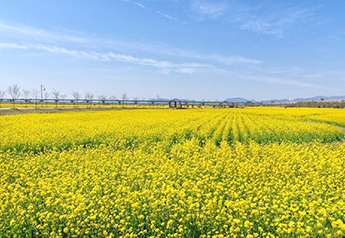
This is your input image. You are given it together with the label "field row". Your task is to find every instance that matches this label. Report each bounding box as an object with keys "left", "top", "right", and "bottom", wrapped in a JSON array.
[{"left": 0, "top": 109, "right": 343, "bottom": 152}]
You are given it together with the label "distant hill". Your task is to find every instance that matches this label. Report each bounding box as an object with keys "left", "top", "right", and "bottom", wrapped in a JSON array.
[
  {"left": 292, "top": 96, "right": 325, "bottom": 102},
  {"left": 224, "top": 95, "right": 345, "bottom": 103},
  {"left": 224, "top": 97, "right": 254, "bottom": 103},
  {"left": 292, "top": 96, "right": 345, "bottom": 102},
  {"left": 260, "top": 99, "right": 290, "bottom": 103},
  {"left": 153, "top": 98, "right": 193, "bottom": 102}
]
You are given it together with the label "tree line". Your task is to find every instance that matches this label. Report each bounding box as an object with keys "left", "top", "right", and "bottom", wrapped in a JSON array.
[{"left": 0, "top": 84, "right": 133, "bottom": 108}]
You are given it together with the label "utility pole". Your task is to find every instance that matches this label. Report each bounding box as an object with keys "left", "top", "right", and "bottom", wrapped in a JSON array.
[{"left": 41, "top": 85, "right": 46, "bottom": 108}]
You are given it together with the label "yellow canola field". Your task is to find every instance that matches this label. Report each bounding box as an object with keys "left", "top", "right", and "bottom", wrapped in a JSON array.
[
  {"left": 0, "top": 103, "right": 171, "bottom": 109},
  {"left": 1, "top": 107, "right": 345, "bottom": 237},
  {"left": 0, "top": 108, "right": 343, "bottom": 152}
]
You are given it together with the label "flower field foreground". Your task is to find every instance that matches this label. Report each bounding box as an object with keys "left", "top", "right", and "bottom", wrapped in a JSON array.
[{"left": 1, "top": 107, "right": 345, "bottom": 237}]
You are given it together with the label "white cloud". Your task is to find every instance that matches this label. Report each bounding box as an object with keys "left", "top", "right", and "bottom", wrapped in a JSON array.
[
  {"left": 156, "top": 11, "right": 187, "bottom": 24},
  {"left": 204, "top": 54, "right": 261, "bottom": 65},
  {"left": 121, "top": 0, "right": 146, "bottom": 9},
  {"left": 175, "top": 68, "right": 198, "bottom": 74},
  {"left": 239, "top": 75, "right": 334, "bottom": 90},
  {"left": 188, "top": 1, "right": 320, "bottom": 37},
  {"left": 156, "top": 11, "right": 177, "bottom": 21},
  {"left": 0, "top": 42, "right": 29, "bottom": 49},
  {"left": 302, "top": 74, "right": 324, "bottom": 79},
  {"left": 191, "top": 0, "right": 228, "bottom": 20},
  {"left": 0, "top": 41, "right": 211, "bottom": 72},
  {"left": 259, "top": 67, "right": 302, "bottom": 74},
  {"left": 0, "top": 21, "right": 261, "bottom": 66},
  {"left": 240, "top": 6, "right": 320, "bottom": 37},
  {"left": 0, "top": 41, "right": 335, "bottom": 89},
  {"left": 139, "top": 44, "right": 261, "bottom": 65},
  {"left": 0, "top": 21, "right": 86, "bottom": 43}
]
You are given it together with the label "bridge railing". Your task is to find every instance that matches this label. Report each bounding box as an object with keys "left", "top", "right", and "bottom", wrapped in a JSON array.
[{"left": 0, "top": 98, "right": 255, "bottom": 109}]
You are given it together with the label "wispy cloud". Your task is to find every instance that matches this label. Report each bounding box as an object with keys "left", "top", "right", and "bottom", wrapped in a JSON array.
[
  {"left": 258, "top": 67, "right": 302, "bottom": 75},
  {"left": 121, "top": 0, "right": 146, "bottom": 9},
  {"left": 0, "top": 42, "right": 29, "bottom": 49},
  {"left": 0, "top": 42, "right": 99, "bottom": 60},
  {"left": 240, "top": 6, "right": 320, "bottom": 37},
  {"left": 188, "top": 1, "right": 320, "bottom": 37},
  {"left": 0, "top": 41, "right": 212, "bottom": 74},
  {"left": 0, "top": 21, "right": 261, "bottom": 66},
  {"left": 0, "top": 21, "right": 86, "bottom": 43},
  {"left": 1, "top": 40, "right": 260, "bottom": 76},
  {"left": 135, "top": 43, "right": 261, "bottom": 65},
  {"left": 302, "top": 74, "right": 324, "bottom": 79},
  {"left": 239, "top": 75, "right": 334, "bottom": 91},
  {"left": 160, "top": 49, "right": 261, "bottom": 64},
  {"left": 201, "top": 54, "right": 261, "bottom": 65},
  {"left": 156, "top": 11, "right": 187, "bottom": 24},
  {"left": 175, "top": 68, "right": 199, "bottom": 74},
  {"left": 191, "top": 0, "right": 228, "bottom": 20},
  {"left": 0, "top": 41, "right": 334, "bottom": 90}
]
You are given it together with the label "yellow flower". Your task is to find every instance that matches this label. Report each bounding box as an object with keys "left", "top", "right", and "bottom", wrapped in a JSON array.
[{"left": 1, "top": 108, "right": 345, "bottom": 237}]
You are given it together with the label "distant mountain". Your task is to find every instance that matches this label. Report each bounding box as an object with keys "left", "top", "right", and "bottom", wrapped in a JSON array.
[
  {"left": 224, "top": 97, "right": 254, "bottom": 103},
  {"left": 292, "top": 96, "right": 325, "bottom": 102},
  {"left": 152, "top": 98, "right": 193, "bottom": 102},
  {"left": 223, "top": 95, "right": 345, "bottom": 103},
  {"left": 328, "top": 96, "right": 345, "bottom": 100},
  {"left": 292, "top": 95, "right": 345, "bottom": 102},
  {"left": 261, "top": 99, "right": 290, "bottom": 103},
  {"left": 171, "top": 98, "right": 194, "bottom": 102}
]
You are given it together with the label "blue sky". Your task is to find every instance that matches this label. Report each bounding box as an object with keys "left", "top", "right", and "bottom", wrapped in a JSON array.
[{"left": 0, "top": 0, "right": 345, "bottom": 100}]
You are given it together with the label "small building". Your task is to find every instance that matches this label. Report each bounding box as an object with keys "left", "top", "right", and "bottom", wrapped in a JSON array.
[{"left": 168, "top": 100, "right": 182, "bottom": 108}]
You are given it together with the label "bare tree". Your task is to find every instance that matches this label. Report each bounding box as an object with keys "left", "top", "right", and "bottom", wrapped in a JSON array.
[
  {"left": 98, "top": 95, "right": 107, "bottom": 107},
  {"left": 133, "top": 97, "right": 139, "bottom": 105},
  {"left": 0, "top": 91, "right": 5, "bottom": 108},
  {"left": 109, "top": 95, "right": 117, "bottom": 107},
  {"left": 52, "top": 89, "right": 60, "bottom": 108},
  {"left": 44, "top": 92, "right": 50, "bottom": 107},
  {"left": 32, "top": 89, "right": 39, "bottom": 109},
  {"left": 85, "top": 92, "right": 94, "bottom": 108},
  {"left": 22, "top": 90, "right": 31, "bottom": 108},
  {"left": 122, "top": 93, "right": 128, "bottom": 108},
  {"left": 71, "top": 91, "right": 81, "bottom": 108},
  {"left": 7, "top": 85, "right": 21, "bottom": 109}
]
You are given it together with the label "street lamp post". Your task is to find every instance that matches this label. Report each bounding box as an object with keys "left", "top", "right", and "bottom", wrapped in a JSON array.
[{"left": 41, "top": 85, "right": 46, "bottom": 108}]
